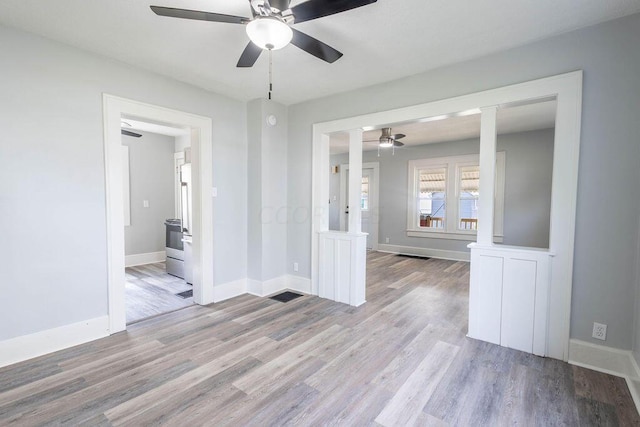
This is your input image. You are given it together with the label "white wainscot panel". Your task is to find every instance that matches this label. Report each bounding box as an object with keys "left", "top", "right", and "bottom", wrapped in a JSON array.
[
  {"left": 318, "top": 231, "right": 367, "bottom": 306},
  {"left": 468, "top": 243, "right": 551, "bottom": 356}
]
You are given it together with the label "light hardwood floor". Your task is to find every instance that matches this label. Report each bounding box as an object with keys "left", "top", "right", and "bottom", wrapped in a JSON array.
[
  {"left": 126, "top": 262, "right": 193, "bottom": 324},
  {"left": 1, "top": 252, "right": 638, "bottom": 425}
]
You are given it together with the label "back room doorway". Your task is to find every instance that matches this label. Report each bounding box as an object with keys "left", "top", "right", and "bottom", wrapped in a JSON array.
[
  {"left": 120, "top": 118, "right": 195, "bottom": 324},
  {"left": 103, "top": 95, "right": 214, "bottom": 335}
]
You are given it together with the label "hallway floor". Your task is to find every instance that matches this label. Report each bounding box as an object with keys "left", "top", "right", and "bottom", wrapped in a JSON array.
[{"left": 125, "top": 262, "right": 193, "bottom": 324}]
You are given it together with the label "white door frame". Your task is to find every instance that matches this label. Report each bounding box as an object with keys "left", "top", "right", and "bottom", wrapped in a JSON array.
[
  {"left": 103, "top": 94, "right": 214, "bottom": 334},
  {"left": 312, "top": 71, "right": 582, "bottom": 361},
  {"left": 339, "top": 162, "right": 380, "bottom": 250}
]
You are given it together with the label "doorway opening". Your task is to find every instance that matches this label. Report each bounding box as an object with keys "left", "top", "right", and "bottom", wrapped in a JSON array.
[
  {"left": 120, "top": 118, "right": 195, "bottom": 324},
  {"left": 338, "top": 165, "right": 379, "bottom": 251},
  {"left": 312, "top": 72, "right": 582, "bottom": 361},
  {"left": 103, "top": 95, "right": 214, "bottom": 334}
]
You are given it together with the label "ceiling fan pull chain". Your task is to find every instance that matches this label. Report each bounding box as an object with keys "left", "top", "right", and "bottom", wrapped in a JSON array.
[{"left": 268, "top": 48, "right": 273, "bottom": 100}]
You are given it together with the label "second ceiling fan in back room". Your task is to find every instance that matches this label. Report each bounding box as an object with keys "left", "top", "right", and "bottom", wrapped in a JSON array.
[
  {"left": 150, "top": 0, "right": 378, "bottom": 67},
  {"left": 364, "top": 127, "right": 406, "bottom": 156}
]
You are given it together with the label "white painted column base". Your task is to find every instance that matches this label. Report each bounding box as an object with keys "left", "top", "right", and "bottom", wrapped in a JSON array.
[{"left": 318, "top": 231, "right": 367, "bottom": 306}]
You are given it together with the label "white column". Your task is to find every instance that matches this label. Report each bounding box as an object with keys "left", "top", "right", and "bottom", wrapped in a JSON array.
[
  {"left": 477, "top": 106, "right": 498, "bottom": 245},
  {"left": 311, "top": 130, "right": 331, "bottom": 295},
  {"left": 348, "top": 128, "right": 363, "bottom": 233}
]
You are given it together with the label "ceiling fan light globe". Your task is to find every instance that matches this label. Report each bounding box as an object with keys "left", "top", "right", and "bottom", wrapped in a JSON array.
[
  {"left": 379, "top": 138, "right": 394, "bottom": 148},
  {"left": 246, "top": 17, "right": 293, "bottom": 50}
]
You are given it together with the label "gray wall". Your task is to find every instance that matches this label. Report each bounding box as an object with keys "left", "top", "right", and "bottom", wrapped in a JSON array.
[
  {"left": 122, "top": 130, "right": 175, "bottom": 256},
  {"left": 329, "top": 129, "right": 554, "bottom": 252},
  {"left": 247, "top": 99, "right": 289, "bottom": 282},
  {"left": 0, "top": 24, "right": 248, "bottom": 341},
  {"left": 287, "top": 13, "right": 640, "bottom": 349},
  {"left": 501, "top": 130, "right": 553, "bottom": 249},
  {"left": 247, "top": 100, "right": 263, "bottom": 280}
]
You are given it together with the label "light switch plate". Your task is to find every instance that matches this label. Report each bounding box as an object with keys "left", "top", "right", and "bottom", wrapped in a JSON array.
[
  {"left": 143, "top": 200, "right": 149, "bottom": 208},
  {"left": 212, "top": 187, "right": 218, "bottom": 197}
]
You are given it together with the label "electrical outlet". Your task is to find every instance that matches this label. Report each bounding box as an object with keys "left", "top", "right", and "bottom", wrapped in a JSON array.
[
  {"left": 385, "top": 237, "right": 390, "bottom": 243},
  {"left": 293, "top": 262, "right": 299, "bottom": 272},
  {"left": 592, "top": 322, "right": 607, "bottom": 340}
]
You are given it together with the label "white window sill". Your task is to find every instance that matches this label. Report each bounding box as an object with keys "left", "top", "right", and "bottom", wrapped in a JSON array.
[{"left": 407, "top": 229, "right": 503, "bottom": 242}]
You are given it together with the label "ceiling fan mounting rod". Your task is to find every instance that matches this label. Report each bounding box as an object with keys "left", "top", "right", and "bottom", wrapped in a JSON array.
[{"left": 268, "top": 49, "right": 273, "bottom": 100}]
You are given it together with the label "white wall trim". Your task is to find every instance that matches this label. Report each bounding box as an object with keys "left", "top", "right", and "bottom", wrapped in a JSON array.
[
  {"left": 212, "top": 278, "right": 247, "bottom": 303},
  {"left": 200, "top": 275, "right": 312, "bottom": 303},
  {"left": 124, "top": 251, "right": 166, "bottom": 267},
  {"left": 569, "top": 339, "right": 640, "bottom": 415},
  {"left": 287, "top": 275, "right": 312, "bottom": 294},
  {"left": 378, "top": 243, "right": 470, "bottom": 262},
  {"left": 249, "top": 275, "right": 312, "bottom": 297},
  {"left": 569, "top": 339, "right": 639, "bottom": 379},
  {"left": 248, "top": 276, "right": 287, "bottom": 297},
  {"left": 103, "top": 94, "right": 214, "bottom": 335},
  {"left": 0, "top": 316, "right": 109, "bottom": 368},
  {"left": 263, "top": 276, "right": 287, "bottom": 297}
]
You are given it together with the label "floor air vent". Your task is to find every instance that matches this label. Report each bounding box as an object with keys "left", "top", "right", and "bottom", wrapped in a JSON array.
[
  {"left": 396, "top": 254, "right": 430, "bottom": 260},
  {"left": 270, "top": 291, "right": 303, "bottom": 303},
  {"left": 176, "top": 289, "right": 193, "bottom": 299}
]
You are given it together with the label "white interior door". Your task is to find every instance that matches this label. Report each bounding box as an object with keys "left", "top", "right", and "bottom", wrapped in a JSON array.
[{"left": 343, "top": 165, "right": 379, "bottom": 250}]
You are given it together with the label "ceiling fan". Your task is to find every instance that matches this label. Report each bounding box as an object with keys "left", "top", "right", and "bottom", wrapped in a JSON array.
[
  {"left": 365, "top": 127, "right": 406, "bottom": 148},
  {"left": 150, "top": 0, "right": 377, "bottom": 67},
  {"left": 121, "top": 129, "right": 142, "bottom": 138},
  {"left": 121, "top": 121, "right": 142, "bottom": 138}
]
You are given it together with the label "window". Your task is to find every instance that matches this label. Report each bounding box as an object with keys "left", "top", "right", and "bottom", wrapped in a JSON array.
[
  {"left": 407, "top": 153, "right": 505, "bottom": 240},
  {"left": 417, "top": 167, "right": 446, "bottom": 229},
  {"left": 458, "top": 165, "right": 479, "bottom": 230}
]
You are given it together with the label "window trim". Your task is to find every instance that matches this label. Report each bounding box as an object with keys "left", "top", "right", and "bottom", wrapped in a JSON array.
[{"left": 407, "top": 152, "right": 505, "bottom": 240}]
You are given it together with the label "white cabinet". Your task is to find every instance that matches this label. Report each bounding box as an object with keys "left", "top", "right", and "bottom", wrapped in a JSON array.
[
  {"left": 318, "top": 231, "right": 367, "bottom": 306},
  {"left": 468, "top": 243, "right": 551, "bottom": 356}
]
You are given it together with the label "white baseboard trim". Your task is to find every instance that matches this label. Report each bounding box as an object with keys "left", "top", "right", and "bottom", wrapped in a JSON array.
[
  {"left": 568, "top": 339, "right": 640, "bottom": 415},
  {"left": 568, "top": 339, "right": 638, "bottom": 378},
  {"left": 125, "top": 251, "right": 166, "bottom": 267},
  {"left": 0, "top": 316, "right": 110, "bottom": 368},
  {"left": 377, "top": 243, "right": 470, "bottom": 262},
  {"left": 247, "top": 279, "right": 262, "bottom": 296},
  {"left": 287, "top": 275, "right": 312, "bottom": 294},
  {"left": 212, "top": 278, "right": 247, "bottom": 303},
  {"left": 248, "top": 276, "right": 288, "bottom": 297},
  {"left": 247, "top": 275, "right": 312, "bottom": 297}
]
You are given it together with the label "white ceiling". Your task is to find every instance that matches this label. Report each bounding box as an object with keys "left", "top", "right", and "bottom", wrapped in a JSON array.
[
  {"left": 330, "top": 100, "right": 557, "bottom": 154},
  {"left": 1, "top": 1, "right": 639, "bottom": 105}
]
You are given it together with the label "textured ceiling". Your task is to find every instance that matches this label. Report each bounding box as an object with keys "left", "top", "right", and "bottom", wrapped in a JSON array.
[{"left": 1, "top": 1, "right": 639, "bottom": 105}]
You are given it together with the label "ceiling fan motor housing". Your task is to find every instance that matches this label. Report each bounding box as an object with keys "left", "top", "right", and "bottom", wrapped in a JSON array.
[
  {"left": 266, "top": 0, "right": 291, "bottom": 14},
  {"left": 379, "top": 127, "right": 394, "bottom": 147}
]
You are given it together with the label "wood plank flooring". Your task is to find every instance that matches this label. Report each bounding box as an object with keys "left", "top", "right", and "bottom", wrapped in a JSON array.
[
  {"left": 125, "top": 262, "right": 193, "bottom": 324},
  {"left": 1, "top": 252, "right": 638, "bottom": 425}
]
